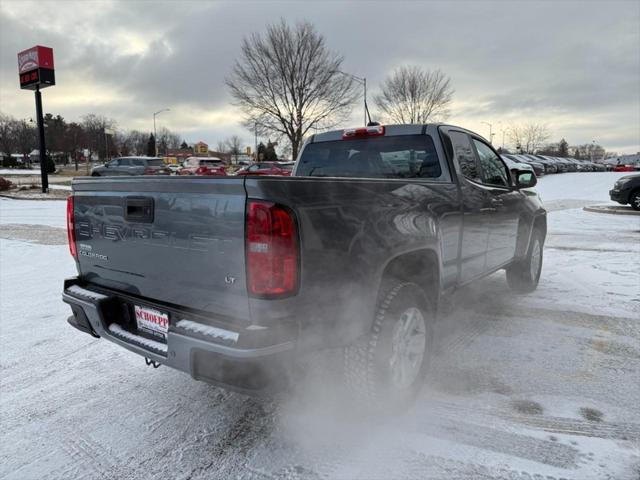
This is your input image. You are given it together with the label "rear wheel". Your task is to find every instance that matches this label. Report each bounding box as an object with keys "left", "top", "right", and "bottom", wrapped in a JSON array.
[
  {"left": 630, "top": 190, "right": 640, "bottom": 211},
  {"left": 343, "top": 280, "right": 433, "bottom": 409},
  {"left": 506, "top": 228, "right": 543, "bottom": 293},
  {"left": 91, "top": 172, "right": 100, "bottom": 177}
]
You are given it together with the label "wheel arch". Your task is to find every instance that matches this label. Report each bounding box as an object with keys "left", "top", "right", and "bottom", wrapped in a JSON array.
[
  {"left": 627, "top": 186, "right": 640, "bottom": 205},
  {"left": 379, "top": 249, "right": 441, "bottom": 311}
]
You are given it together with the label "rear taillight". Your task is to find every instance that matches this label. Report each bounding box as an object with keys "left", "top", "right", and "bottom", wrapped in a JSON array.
[
  {"left": 246, "top": 200, "right": 299, "bottom": 298},
  {"left": 342, "top": 125, "right": 385, "bottom": 139},
  {"left": 66, "top": 196, "right": 77, "bottom": 258}
]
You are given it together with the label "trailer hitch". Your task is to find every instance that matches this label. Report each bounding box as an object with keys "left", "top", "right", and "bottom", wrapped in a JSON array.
[{"left": 145, "top": 357, "right": 161, "bottom": 369}]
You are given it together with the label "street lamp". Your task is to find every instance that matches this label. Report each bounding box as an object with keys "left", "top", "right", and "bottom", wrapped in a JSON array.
[
  {"left": 481, "top": 121, "right": 493, "bottom": 144},
  {"left": 153, "top": 108, "right": 170, "bottom": 156},
  {"left": 336, "top": 70, "right": 369, "bottom": 126}
]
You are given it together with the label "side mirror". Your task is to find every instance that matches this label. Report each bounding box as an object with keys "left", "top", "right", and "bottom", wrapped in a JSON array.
[{"left": 516, "top": 170, "right": 537, "bottom": 189}]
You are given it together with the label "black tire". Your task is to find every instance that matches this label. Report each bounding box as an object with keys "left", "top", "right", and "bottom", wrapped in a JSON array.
[
  {"left": 343, "top": 280, "right": 433, "bottom": 409},
  {"left": 506, "top": 228, "right": 544, "bottom": 294},
  {"left": 91, "top": 172, "right": 100, "bottom": 177},
  {"left": 630, "top": 190, "right": 640, "bottom": 211}
]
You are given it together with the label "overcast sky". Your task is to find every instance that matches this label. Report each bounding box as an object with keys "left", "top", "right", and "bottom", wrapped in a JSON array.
[{"left": 1, "top": 0, "right": 639, "bottom": 154}]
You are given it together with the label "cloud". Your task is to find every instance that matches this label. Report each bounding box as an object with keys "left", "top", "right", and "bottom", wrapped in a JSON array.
[{"left": 0, "top": 0, "right": 638, "bottom": 152}]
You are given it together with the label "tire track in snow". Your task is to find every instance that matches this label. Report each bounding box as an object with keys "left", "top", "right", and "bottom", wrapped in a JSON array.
[
  {"left": 51, "top": 429, "right": 120, "bottom": 480},
  {"left": 424, "top": 398, "right": 640, "bottom": 443}
]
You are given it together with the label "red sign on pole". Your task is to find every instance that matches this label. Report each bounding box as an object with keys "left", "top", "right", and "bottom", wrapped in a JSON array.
[{"left": 18, "top": 45, "right": 55, "bottom": 90}]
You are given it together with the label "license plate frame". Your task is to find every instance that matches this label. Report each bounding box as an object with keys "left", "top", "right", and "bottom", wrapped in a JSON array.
[{"left": 134, "top": 305, "right": 169, "bottom": 341}]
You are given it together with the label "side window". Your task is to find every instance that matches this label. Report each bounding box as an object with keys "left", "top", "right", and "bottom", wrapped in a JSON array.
[
  {"left": 119, "top": 159, "right": 131, "bottom": 166},
  {"left": 131, "top": 159, "right": 145, "bottom": 166},
  {"left": 248, "top": 165, "right": 259, "bottom": 172},
  {"left": 473, "top": 140, "right": 509, "bottom": 187},
  {"left": 109, "top": 159, "right": 119, "bottom": 167},
  {"left": 449, "top": 131, "right": 480, "bottom": 182}
]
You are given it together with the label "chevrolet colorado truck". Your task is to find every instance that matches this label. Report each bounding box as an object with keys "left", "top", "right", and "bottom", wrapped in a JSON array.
[{"left": 63, "top": 124, "right": 546, "bottom": 405}]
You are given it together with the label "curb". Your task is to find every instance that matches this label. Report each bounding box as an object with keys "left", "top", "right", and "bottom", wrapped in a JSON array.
[
  {"left": 583, "top": 205, "right": 640, "bottom": 216},
  {"left": 0, "top": 193, "right": 68, "bottom": 201}
]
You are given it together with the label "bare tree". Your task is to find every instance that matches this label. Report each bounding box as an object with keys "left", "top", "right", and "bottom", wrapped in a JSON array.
[
  {"left": 507, "top": 123, "right": 551, "bottom": 154},
  {"left": 125, "top": 130, "right": 148, "bottom": 155},
  {"left": 156, "top": 126, "right": 181, "bottom": 155},
  {"left": 81, "top": 114, "right": 116, "bottom": 160},
  {"left": 215, "top": 141, "right": 228, "bottom": 154},
  {"left": 0, "top": 113, "right": 16, "bottom": 157},
  {"left": 14, "top": 119, "right": 36, "bottom": 163},
  {"left": 226, "top": 19, "right": 359, "bottom": 159},
  {"left": 225, "top": 135, "right": 243, "bottom": 163},
  {"left": 374, "top": 66, "right": 453, "bottom": 124}
]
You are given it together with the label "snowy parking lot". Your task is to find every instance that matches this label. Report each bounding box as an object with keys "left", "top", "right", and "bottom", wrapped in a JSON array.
[{"left": 0, "top": 172, "right": 638, "bottom": 479}]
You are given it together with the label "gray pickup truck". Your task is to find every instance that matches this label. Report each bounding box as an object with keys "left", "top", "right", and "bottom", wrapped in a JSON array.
[{"left": 63, "top": 124, "right": 546, "bottom": 405}]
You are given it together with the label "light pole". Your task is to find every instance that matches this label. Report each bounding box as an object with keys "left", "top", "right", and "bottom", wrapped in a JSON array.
[
  {"left": 336, "top": 70, "right": 368, "bottom": 126},
  {"left": 153, "top": 108, "right": 170, "bottom": 156},
  {"left": 481, "top": 121, "right": 493, "bottom": 144}
]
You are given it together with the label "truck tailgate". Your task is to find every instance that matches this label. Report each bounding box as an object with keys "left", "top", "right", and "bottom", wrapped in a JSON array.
[{"left": 72, "top": 177, "right": 249, "bottom": 321}]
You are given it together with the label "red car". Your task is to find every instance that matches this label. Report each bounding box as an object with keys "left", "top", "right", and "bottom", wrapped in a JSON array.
[
  {"left": 235, "top": 162, "right": 294, "bottom": 176},
  {"left": 178, "top": 157, "right": 226, "bottom": 176},
  {"left": 613, "top": 164, "right": 637, "bottom": 172}
]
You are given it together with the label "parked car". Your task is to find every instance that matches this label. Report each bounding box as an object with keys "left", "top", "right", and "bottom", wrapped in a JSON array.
[
  {"left": 501, "top": 155, "right": 535, "bottom": 181},
  {"left": 63, "top": 123, "right": 546, "bottom": 405},
  {"left": 178, "top": 157, "right": 226, "bottom": 176},
  {"left": 609, "top": 174, "right": 640, "bottom": 210},
  {"left": 521, "top": 155, "right": 557, "bottom": 174},
  {"left": 167, "top": 164, "right": 182, "bottom": 174},
  {"left": 505, "top": 154, "right": 544, "bottom": 177},
  {"left": 573, "top": 159, "right": 593, "bottom": 171},
  {"left": 613, "top": 164, "right": 637, "bottom": 172},
  {"left": 91, "top": 157, "right": 171, "bottom": 176},
  {"left": 235, "top": 161, "right": 293, "bottom": 176},
  {"left": 591, "top": 162, "right": 607, "bottom": 172},
  {"left": 535, "top": 155, "right": 566, "bottom": 173}
]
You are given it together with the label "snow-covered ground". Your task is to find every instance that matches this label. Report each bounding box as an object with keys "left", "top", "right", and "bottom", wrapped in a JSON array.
[{"left": 1, "top": 173, "right": 639, "bottom": 480}]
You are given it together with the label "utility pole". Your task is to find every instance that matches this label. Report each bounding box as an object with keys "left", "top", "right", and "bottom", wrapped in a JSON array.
[
  {"left": 363, "top": 77, "right": 367, "bottom": 126},
  {"left": 254, "top": 121, "right": 258, "bottom": 162},
  {"left": 337, "top": 70, "right": 368, "bottom": 126},
  {"left": 481, "top": 121, "right": 493, "bottom": 145},
  {"left": 153, "top": 108, "right": 170, "bottom": 156},
  {"left": 104, "top": 129, "right": 109, "bottom": 162}
]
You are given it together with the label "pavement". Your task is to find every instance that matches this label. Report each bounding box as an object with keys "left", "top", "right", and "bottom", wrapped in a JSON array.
[{"left": 0, "top": 173, "right": 639, "bottom": 480}]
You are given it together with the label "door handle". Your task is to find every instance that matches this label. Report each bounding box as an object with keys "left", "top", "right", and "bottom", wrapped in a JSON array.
[{"left": 490, "top": 198, "right": 504, "bottom": 206}]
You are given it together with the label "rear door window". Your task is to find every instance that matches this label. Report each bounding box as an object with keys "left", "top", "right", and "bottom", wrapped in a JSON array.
[
  {"left": 449, "top": 131, "right": 480, "bottom": 182},
  {"left": 146, "top": 159, "right": 164, "bottom": 167}
]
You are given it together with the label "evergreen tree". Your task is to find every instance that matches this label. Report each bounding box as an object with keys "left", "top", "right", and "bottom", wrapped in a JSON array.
[
  {"left": 264, "top": 141, "right": 278, "bottom": 162},
  {"left": 147, "top": 134, "right": 156, "bottom": 157},
  {"left": 558, "top": 138, "right": 569, "bottom": 157},
  {"left": 180, "top": 140, "right": 189, "bottom": 150},
  {"left": 257, "top": 142, "right": 267, "bottom": 161}
]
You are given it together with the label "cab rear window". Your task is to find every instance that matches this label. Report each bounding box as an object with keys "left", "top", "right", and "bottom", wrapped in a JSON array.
[{"left": 297, "top": 135, "right": 441, "bottom": 179}]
